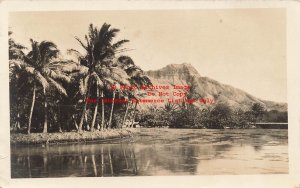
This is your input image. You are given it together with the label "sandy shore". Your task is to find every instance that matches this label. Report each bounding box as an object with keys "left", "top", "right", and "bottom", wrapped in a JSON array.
[{"left": 10, "top": 128, "right": 138, "bottom": 145}]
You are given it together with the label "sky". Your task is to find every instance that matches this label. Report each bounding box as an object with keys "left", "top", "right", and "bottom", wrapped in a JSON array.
[{"left": 9, "top": 9, "right": 286, "bottom": 102}]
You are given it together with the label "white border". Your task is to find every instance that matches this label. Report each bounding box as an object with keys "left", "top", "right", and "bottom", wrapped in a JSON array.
[{"left": 0, "top": 1, "right": 300, "bottom": 188}]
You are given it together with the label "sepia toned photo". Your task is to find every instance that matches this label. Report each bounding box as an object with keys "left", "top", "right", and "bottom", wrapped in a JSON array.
[{"left": 6, "top": 6, "right": 291, "bottom": 181}]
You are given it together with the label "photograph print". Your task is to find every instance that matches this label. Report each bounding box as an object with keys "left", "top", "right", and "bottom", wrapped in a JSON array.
[{"left": 9, "top": 9, "right": 288, "bottom": 178}]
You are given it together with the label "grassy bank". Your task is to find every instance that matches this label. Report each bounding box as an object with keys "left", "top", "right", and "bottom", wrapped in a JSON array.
[{"left": 10, "top": 128, "right": 138, "bottom": 145}]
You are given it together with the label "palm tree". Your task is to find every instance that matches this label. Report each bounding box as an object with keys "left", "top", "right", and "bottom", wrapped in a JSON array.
[
  {"left": 103, "top": 68, "right": 130, "bottom": 129},
  {"left": 73, "top": 23, "right": 130, "bottom": 132},
  {"left": 9, "top": 31, "right": 26, "bottom": 60},
  {"left": 10, "top": 39, "right": 69, "bottom": 134},
  {"left": 116, "top": 56, "right": 152, "bottom": 128},
  {"left": 9, "top": 31, "right": 27, "bottom": 131},
  {"left": 10, "top": 59, "right": 48, "bottom": 134}
]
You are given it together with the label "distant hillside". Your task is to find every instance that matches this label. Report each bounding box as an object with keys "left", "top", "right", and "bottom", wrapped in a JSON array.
[{"left": 144, "top": 63, "right": 287, "bottom": 112}]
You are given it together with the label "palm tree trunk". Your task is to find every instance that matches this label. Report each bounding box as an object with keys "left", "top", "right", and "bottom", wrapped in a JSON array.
[
  {"left": 130, "top": 102, "right": 138, "bottom": 128},
  {"left": 85, "top": 111, "right": 89, "bottom": 131},
  {"left": 101, "top": 91, "right": 105, "bottom": 130},
  {"left": 91, "top": 86, "right": 99, "bottom": 132},
  {"left": 108, "top": 90, "right": 116, "bottom": 129},
  {"left": 78, "top": 100, "right": 87, "bottom": 132},
  {"left": 43, "top": 88, "right": 48, "bottom": 133},
  {"left": 16, "top": 112, "right": 20, "bottom": 130},
  {"left": 79, "top": 79, "right": 91, "bottom": 132},
  {"left": 73, "top": 115, "right": 79, "bottom": 130},
  {"left": 122, "top": 102, "right": 130, "bottom": 128},
  {"left": 58, "top": 107, "right": 62, "bottom": 132},
  {"left": 28, "top": 83, "right": 36, "bottom": 134}
]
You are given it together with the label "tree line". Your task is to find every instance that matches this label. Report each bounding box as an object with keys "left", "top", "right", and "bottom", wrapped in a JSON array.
[
  {"left": 138, "top": 99, "right": 287, "bottom": 129},
  {"left": 9, "top": 23, "right": 152, "bottom": 134}
]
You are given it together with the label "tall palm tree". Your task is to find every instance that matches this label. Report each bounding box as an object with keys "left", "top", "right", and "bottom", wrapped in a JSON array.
[
  {"left": 10, "top": 39, "right": 69, "bottom": 134},
  {"left": 73, "top": 23, "right": 130, "bottom": 132}
]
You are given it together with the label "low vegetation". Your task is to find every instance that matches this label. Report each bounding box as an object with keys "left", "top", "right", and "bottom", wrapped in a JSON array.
[{"left": 138, "top": 102, "right": 287, "bottom": 129}]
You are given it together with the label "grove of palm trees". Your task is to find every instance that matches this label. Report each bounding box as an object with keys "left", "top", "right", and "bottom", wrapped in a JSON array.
[{"left": 9, "top": 23, "right": 152, "bottom": 142}]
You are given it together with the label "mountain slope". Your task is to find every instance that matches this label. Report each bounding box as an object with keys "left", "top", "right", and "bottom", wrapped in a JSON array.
[{"left": 144, "top": 63, "right": 287, "bottom": 112}]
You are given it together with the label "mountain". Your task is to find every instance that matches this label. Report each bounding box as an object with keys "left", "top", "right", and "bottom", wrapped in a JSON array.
[{"left": 142, "top": 63, "right": 287, "bottom": 112}]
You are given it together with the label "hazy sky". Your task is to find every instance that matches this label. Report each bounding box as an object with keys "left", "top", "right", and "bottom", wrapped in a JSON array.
[{"left": 9, "top": 9, "right": 286, "bottom": 102}]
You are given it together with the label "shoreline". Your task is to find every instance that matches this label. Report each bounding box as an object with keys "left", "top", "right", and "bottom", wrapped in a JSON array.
[{"left": 10, "top": 128, "right": 138, "bottom": 146}]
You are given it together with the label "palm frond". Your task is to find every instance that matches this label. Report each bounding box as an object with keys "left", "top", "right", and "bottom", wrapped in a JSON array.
[
  {"left": 67, "top": 49, "right": 84, "bottom": 61},
  {"left": 90, "top": 72, "right": 104, "bottom": 88},
  {"left": 39, "top": 41, "right": 58, "bottom": 60},
  {"left": 109, "top": 67, "right": 130, "bottom": 85},
  {"left": 48, "top": 69, "right": 71, "bottom": 83},
  {"left": 47, "top": 77, "right": 67, "bottom": 96},
  {"left": 24, "top": 66, "right": 35, "bottom": 75},
  {"left": 75, "top": 36, "right": 88, "bottom": 51},
  {"left": 34, "top": 71, "right": 49, "bottom": 90},
  {"left": 60, "top": 61, "right": 89, "bottom": 75},
  {"left": 106, "top": 28, "right": 120, "bottom": 42},
  {"left": 99, "top": 23, "right": 111, "bottom": 39},
  {"left": 28, "top": 39, "right": 41, "bottom": 66},
  {"left": 112, "top": 40, "right": 129, "bottom": 50},
  {"left": 103, "top": 77, "right": 115, "bottom": 86},
  {"left": 118, "top": 56, "right": 135, "bottom": 66}
]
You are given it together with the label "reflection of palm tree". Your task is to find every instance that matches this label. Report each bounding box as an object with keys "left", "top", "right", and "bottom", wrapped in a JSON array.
[
  {"left": 91, "top": 154, "right": 97, "bottom": 176},
  {"left": 108, "top": 145, "right": 114, "bottom": 176},
  {"left": 42, "top": 147, "right": 48, "bottom": 172},
  {"left": 129, "top": 144, "right": 138, "bottom": 175},
  {"left": 122, "top": 144, "right": 129, "bottom": 169},
  {"left": 26, "top": 148, "right": 32, "bottom": 178},
  {"left": 101, "top": 145, "right": 104, "bottom": 177}
]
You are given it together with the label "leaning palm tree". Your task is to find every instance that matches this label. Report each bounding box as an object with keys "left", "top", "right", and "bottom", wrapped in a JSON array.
[
  {"left": 72, "top": 23, "right": 130, "bottom": 132},
  {"left": 116, "top": 56, "right": 152, "bottom": 128},
  {"left": 103, "top": 67, "right": 130, "bottom": 129}
]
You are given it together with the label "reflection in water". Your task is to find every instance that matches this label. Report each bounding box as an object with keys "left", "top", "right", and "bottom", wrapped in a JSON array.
[
  {"left": 11, "top": 129, "right": 288, "bottom": 178},
  {"left": 12, "top": 144, "right": 139, "bottom": 177}
]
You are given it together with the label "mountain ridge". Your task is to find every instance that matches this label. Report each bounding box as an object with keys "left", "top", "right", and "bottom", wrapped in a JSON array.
[{"left": 144, "top": 63, "right": 287, "bottom": 112}]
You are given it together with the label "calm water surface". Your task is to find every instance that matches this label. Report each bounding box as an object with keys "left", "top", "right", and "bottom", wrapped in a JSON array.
[{"left": 11, "top": 128, "right": 288, "bottom": 178}]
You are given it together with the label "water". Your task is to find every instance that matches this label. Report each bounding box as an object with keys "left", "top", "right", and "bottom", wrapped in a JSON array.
[{"left": 11, "top": 128, "right": 288, "bottom": 178}]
